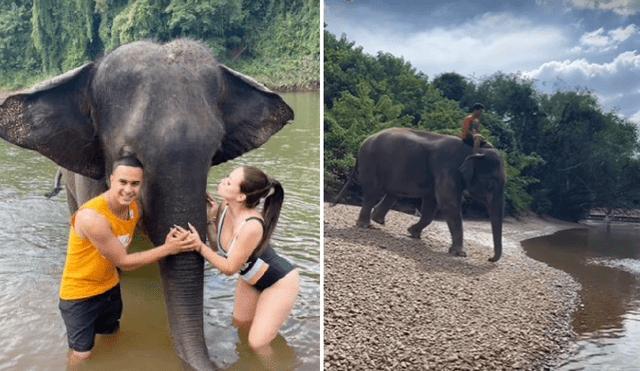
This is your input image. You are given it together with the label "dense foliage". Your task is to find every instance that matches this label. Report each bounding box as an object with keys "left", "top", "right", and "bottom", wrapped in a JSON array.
[
  {"left": 0, "top": 0, "right": 319, "bottom": 90},
  {"left": 324, "top": 30, "right": 640, "bottom": 221}
]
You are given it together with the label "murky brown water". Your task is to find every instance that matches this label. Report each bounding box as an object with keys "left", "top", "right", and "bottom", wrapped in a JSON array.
[
  {"left": 0, "top": 92, "right": 320, "bottom": 371},
  {"left": 522, "top": 223, "right": 640, "bottom": 370}
]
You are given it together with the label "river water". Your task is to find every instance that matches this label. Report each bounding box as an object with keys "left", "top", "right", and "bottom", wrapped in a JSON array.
[
  {"left": 522, "top": 222, "right": 640, "bottom": 371},
  {"left": 0, "top": 92, "right": 320, "bottom": 371}
]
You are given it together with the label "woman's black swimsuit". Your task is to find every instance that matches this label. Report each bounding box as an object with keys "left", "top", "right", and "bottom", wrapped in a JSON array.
[{"left": 216, "top": 207, "right": 295, "bottom": 291}]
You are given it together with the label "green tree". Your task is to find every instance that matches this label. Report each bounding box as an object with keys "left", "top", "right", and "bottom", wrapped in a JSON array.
[
  {"left": 31, "top": 0, "right": 64, "bottom": 73},
  {"left": 324, "top": 80, "right": 412, "bottom": 192},
  {"left": 530, "top": 90, "right": 639, "bottom": 220},
  {"left": 105, "top": 0, "right": 169, "bottom": 50},
  {"left": 31, "top": 0, "right": 95, "bottom": 73},
  {"left": 0, "top": 0, "right": 319, "bottom": 89},
  {"left": 432, "top": 72, "right": 468, "bottom": 102},
  {"left": 324, "top": 30, "right": 380, "bottom": 107},
  {"left": 165, "top": 0, "right": 244, "bottom": 56},
  {"left": 0, "top": 1, "right": 39, "bottom": 85}
]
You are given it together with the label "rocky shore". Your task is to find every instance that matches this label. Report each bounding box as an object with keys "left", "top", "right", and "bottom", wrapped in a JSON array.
[{"left": 324, "top": 203, "right": 581, "bottom": 370}]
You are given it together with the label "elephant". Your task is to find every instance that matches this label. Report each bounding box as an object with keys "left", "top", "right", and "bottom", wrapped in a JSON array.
[
  {"left": 0, "top": 38, "right": 293, "bottom": 370},
  {"left": 333, "top": 127, "right": 505, "bottom": 262}
]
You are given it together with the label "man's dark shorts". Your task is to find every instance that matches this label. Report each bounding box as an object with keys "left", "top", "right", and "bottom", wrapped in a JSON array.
[{"left": 59, "top": 284, "right": 122, "bottom": 352}]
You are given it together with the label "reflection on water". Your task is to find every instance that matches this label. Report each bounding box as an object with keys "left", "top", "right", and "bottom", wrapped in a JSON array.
[
  {"left": 0, "top": 92, "right": 320, "bottom": 370},
  {"left": 522, "top": 223, "right": 640, "bottom": 370}
]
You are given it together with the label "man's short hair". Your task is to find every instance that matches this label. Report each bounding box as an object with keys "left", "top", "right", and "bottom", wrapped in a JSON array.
[
  {"left": 472, "top": 103, "right": 485, "bottom": 111},
  {"left": 112, "top": 156, "right": 143, "bottom": 174}
]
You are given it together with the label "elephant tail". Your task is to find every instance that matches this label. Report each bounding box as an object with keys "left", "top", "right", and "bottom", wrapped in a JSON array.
[
  {"left": 44, "top": 167, "right": 64, "bottom": 199},
  {"left": 331, "top": 159, "right": 359, "bottom": 207}
]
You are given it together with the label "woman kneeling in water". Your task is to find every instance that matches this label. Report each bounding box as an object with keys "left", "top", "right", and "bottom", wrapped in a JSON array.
[{"left": 177, "top": 165, "right": 299, "bottom": 353}]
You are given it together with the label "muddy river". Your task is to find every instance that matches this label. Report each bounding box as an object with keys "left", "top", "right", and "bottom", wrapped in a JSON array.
[{"left": 522, "top": 222, "right": 640, "bottom": 370}]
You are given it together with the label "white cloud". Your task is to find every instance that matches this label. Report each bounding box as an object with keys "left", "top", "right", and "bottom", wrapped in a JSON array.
[
  {"left": 566, "top": 0, "right": 640, "bottom": 15},
  {"left": 523, "top": 50, "right": 640, "bottom": 120},
  {"left": 631, "top": 110, "right": 640, "bottom": 124},
  {"left": 523, "top": 50, "right": 640, "bottom": 92},
  {"left": 327, "top": 12, "right": 572, "bottom": 77},
  {"left": 571, "top": 24, "right": 639, "bottom": 53}
]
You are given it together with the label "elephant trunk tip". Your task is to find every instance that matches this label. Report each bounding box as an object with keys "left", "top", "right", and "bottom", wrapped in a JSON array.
[{"left": 488, "top": 253, "right": 501, "bottom": 263}]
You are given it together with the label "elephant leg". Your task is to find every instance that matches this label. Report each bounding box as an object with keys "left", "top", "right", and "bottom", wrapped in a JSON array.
[
  {"left": 436, "top": 181, "right": 466, "bottom": 257},
  {"left": 371, "top": 194, "right": 396, "bottom": 225},
  {"left": 61, "top": 169, "right": 107, "bottom": 214},
  {"left": 408, "top": 195, "right": 437, "bottom": 239},
  {"left": 357, "top": 197, "right": 374, "bottom": 228},
  {"left": 357, "top": 191, "right": 379, "bottom": 228},
  {"left": 65, "top": 186, "right": 78, "bottom": 214},
  {"left": 444, "top": 209, "right": 465, "bottom": 257}
]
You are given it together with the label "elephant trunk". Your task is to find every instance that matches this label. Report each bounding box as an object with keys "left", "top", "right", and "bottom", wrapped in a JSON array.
[
  {"left": 158, "top": 252, "right": 215, "bottom": 371},
  {"left": 142, "top": 169, "right": 216, "bottom": 371},
  {"left": 488, "top": 193, "right": 504, "bottom": 262}
]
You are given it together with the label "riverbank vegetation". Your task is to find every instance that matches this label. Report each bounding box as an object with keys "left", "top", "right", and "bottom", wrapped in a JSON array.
[
  {"left": 324, "top": 29, "right": 640, "bottom": 221},
  {"left": 0, "top": 0, "right": 319, "bottom": 91}
]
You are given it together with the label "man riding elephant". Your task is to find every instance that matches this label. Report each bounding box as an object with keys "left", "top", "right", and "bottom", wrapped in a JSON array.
[
  {"left": 334, "top": 127, "right": 505, "bottom": 262},
  {"left": 461, "top": 103, "right": 488, "bottom": 153}
]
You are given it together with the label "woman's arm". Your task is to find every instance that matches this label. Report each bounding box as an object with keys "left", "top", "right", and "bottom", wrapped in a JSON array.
[{"left": 181, "top": 222, "right": 263, "bottom": 275}]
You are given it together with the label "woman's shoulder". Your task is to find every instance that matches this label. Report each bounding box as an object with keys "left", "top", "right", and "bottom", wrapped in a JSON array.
[{"left": 241, "top": 213, "right": 265, "bottom": 233}]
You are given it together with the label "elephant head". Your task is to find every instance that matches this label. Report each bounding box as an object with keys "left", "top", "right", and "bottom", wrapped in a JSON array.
[
  {"left": 459, "top": 149, "right": 506, "bottom": 262},
  {"left": 0, "top": 38, "right": 293, "bottom": 370}
]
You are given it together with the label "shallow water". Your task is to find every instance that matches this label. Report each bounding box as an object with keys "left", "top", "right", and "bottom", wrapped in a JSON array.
[
  {"left": 0, "top": 92, "right": 320, "bottom": 370},
  {"left": 522, "top": 223, "right": 640, "bottom": 370}
]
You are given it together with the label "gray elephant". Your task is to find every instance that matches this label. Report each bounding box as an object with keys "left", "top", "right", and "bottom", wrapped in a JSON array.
[
  {"left": 333, "top": 127, "right": 505, "bottom": 262},
  {"left": 0, "top": 38, "right": 293, "bottom": 371}
]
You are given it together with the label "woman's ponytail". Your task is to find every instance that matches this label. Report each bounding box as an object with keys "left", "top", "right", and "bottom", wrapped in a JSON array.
[{"left": 239, "top": 166, "right": 285, "bottom": 257}]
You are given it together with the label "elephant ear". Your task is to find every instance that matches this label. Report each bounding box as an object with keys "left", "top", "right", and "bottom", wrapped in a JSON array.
[
  {"left": 211, "top": 65, "right": 294, "bottom": 165},
  {"left": 0, "top": 63, "right": 105, "bottom": 179},
  {"left": 459, "top": 153, "right": 484, "bottom": 188}
]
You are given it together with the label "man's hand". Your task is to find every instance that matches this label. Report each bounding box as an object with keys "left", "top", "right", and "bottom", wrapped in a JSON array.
[
  {"left": 172, "top": 223, "right": 204, "bottom": 253},
  {"left": 163, "top": 226, "right": 193, "bottom": 254}
]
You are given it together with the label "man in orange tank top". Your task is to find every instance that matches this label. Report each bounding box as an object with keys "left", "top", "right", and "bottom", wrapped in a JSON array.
[
  {"left": 460, "top": 103, "right": 485, "bottom": 152},
  {"left": 58, "top": 157, "right": 192, "bottom": 367}
]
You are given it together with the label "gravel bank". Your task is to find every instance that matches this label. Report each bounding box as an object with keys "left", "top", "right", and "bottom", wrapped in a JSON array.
[{"left": 324, "top": 203, "right": 580, "bottom": 370}]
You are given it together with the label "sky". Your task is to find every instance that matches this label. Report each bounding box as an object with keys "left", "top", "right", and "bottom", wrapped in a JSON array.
[{"left": 324, "top": 0, "right": 640, "bottom": 124}]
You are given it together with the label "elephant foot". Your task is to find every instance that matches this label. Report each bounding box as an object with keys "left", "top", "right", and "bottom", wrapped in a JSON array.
[
  {"left": 371, "top": 208, "right": 386, "bottom": 225},
  {"left": 448, "top": 247, "right": 467, "bottom": 257},
  {"left": 371, "top": 215, "right": 385, "bottom": 225},
  {"left": 407, "top": 226, "right": 422, "bottom": 239},
  {"left": 356, "top": 220, "right": 371, "bottom": 229}
]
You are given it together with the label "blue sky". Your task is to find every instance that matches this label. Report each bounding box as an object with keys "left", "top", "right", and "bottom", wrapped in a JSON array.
[{"left": 324, "top": 0, "right": 640, "bottom": 124}]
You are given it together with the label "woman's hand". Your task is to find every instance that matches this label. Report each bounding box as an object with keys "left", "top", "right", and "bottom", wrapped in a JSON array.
[
  {"left": 206, "top": 191, "right": 218, "bottom": 224},
  {"left": 163, "top": 226, "right": 191, "bottom": 254},
  {"left": 171, "top": 223, "right": 205, "bottom": 253}
]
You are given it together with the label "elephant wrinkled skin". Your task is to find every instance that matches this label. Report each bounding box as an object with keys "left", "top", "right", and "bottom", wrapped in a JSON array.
[
  {"left": 334, "top": 127, "right": 505, "bottom": 262},
  {"left": 0, "top": 38, "right": 293, "bottom": 370}
]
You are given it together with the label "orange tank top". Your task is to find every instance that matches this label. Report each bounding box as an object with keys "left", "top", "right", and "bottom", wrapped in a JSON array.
[
  {"left": 59, "top": 195, "right": 139, "bottom": 300},
  {"left": 461, "top": 114, "right": 480, "bottom": 138}
]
